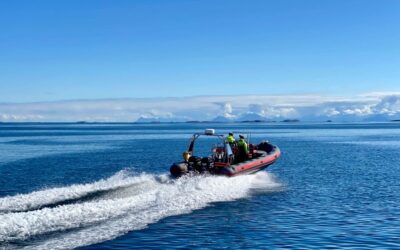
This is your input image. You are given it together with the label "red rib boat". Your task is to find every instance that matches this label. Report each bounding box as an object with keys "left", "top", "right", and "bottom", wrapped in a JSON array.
[{"left": 170, "top": 129, "right": 281, "bottom": 177}]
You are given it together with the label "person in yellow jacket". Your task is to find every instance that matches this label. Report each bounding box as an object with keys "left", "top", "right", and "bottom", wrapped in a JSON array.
[
  {"left": 226, "top": 132, "right": 236, "bottom": 144},
  {"left": 237, "top": 134, "right": 249, "bottom": 162}
]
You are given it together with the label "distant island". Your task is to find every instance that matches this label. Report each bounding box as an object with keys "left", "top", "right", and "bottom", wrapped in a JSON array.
[
  {"left": 185, "top": 121, "right": 212, "bottom": 123},
  {"left": 281, "top": 119, "right": 300, "bottom": 123},
  {"left": 240, "top": 120, "right": 277, "bottom": 123},
  {"left": 133, "top": 119, "right": 300, "bottom": 124}
]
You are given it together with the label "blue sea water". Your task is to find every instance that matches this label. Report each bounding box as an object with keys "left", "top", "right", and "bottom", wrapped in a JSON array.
[{"left": 1, "top": 122, "right": 400, "bottom": 249}]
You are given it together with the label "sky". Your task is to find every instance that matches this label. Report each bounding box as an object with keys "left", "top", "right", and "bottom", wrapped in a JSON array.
[
  {"left": 0, "top": 0, "right": 399, "bottom": 121},
  {"left": 1, "top": 0, "right": 399, "bottom": 101}
]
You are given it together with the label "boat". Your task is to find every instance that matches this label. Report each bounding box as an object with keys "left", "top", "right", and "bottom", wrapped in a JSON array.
[{"left": 170, "top": 129, "right": 281, "bottom": 177}]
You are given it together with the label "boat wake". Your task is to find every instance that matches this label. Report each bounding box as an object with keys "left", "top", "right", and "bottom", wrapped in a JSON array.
[{"left": 0, "top": 170, "right": 282, "bottom": 249}]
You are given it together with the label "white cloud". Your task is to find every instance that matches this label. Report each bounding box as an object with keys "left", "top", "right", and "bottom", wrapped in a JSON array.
[
  {"left": 247, "top": 104, "right": 264, "bottom": 115},
  {"left": 1, "top": 93, "right": 400, "bottom": 122},
  {"left": 0, "top": 114, "right": 44, "bottom": 121},
  {"left": 373, "top": 95, "right": 400, "bottom": 115},
  {"left": 214, "top": 102, "right": 235, "bottom": 119},
  {"left": 323, "top": 108, "right": 341, "bottom": 117}
]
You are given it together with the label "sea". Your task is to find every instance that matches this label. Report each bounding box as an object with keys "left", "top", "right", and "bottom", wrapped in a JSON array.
[{"left": 0, "top": 122, "right": 400, "bottom": 249}]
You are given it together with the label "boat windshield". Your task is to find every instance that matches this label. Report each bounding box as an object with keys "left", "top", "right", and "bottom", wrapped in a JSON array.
[{"left": 189, "top": 136, "right": 224, "bottom": 157}]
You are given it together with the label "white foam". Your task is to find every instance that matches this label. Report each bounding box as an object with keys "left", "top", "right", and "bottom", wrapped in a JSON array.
[
  {"left": 0, "top": 171, "right": 282, "bottom": 249},
  {"left": 0, "top": 170, "right": 149, "bottom": 213}
]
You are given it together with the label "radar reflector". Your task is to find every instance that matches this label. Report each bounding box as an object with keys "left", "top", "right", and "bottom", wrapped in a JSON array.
[{"left": 204, "top": 129, "right": 215, "bottom": 135}]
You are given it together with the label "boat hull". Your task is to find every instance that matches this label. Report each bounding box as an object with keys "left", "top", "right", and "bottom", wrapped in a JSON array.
[
  {"left": 215, "top": 147, "right": 281, "bottom": 177},
  {"left": 170, "top": 143, "right": 281, "bottom": 178}
]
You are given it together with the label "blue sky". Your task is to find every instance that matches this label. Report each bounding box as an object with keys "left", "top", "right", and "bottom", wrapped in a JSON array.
[{"left": 0, "top": 0, "right": 399, "bottom": 103}]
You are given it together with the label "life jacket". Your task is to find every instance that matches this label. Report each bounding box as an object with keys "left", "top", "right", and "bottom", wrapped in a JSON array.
[
  {"left": 226, "top": 135, "right": 235, "bottom": 143},
  {"left": 237, "top": 139, "right": 249, "bottom": 154}
]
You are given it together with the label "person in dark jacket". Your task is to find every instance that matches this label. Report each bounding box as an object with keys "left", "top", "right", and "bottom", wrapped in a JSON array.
[{"left": 236, "top": 134, "right": 249, "bottom": 162}]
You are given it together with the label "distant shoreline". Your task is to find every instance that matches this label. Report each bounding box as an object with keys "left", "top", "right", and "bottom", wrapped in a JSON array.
[{"left": 0, "top": 120, "right": 399, "bottom": 124}]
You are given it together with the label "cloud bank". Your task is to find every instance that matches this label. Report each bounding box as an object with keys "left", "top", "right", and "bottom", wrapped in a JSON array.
[{"left": 1, "top": 93, "right": 400, "bottom": 122}]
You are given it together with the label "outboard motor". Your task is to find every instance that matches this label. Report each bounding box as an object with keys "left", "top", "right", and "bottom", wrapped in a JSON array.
[
  {"left": 170, "top": 162, "right": 188, "bottom": 177},
  {"left": 201, "top": 156, "right": 214, "bottom": 172},
  {"left": 188, "top": 156, "right": 202, "bottom": 172}
]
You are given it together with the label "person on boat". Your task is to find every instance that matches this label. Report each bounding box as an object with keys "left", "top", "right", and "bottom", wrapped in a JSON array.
[
  {"left": 237, "top": 134, "right": 249, "bottom": 162},
  {"left": 226, "top": 132, "right": 236, "bottom": 144}
]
